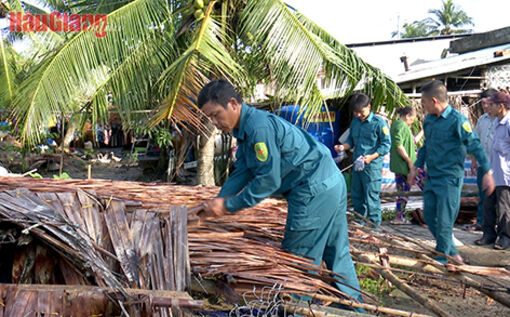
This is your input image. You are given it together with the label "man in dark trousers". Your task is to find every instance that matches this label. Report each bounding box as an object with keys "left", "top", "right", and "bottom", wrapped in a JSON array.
[
  {"left": 335, "top": 93, "right": 391, "bottom": 226},
  {"left": 409, "top": 80, "right": 495, "bottom": 264},
  {"left": 197, "top": 79, "right": 363, "bottom": 304},
  {"left": 476, "top": 91, "right": 510, "bottom": 250}
]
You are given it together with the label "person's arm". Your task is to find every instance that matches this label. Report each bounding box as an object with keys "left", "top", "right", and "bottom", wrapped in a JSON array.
[
  {"left": 392, "top": 121, "right": 413, "bottom": 169},
  {"left": 224, "top": 128, "right": 282, "bottom": 213},
  {"left": 460, "top": 118, "right": 494, "bottom": 195},
  {"left": 414, "top": 129, "right": 424, "bottom": 144},
  {"left": 366, "top": 120, "right": 391, "bottom": 164},
  {"left": 470, "top": 156, "right": 477, "bottom": 175},
  {"left": 397, "top": 146, "right": 414, "bottom": 170},
  {"left": 218, "top": 146, "right": 252, "bottom": 198},
  {"left": 410, "top": 122, "right": 427, "bottom": 185}
]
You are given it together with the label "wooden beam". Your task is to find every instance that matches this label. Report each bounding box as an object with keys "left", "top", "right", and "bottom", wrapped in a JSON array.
[{"left": 0, "top": 284, "right": 203, "bottom": 309}]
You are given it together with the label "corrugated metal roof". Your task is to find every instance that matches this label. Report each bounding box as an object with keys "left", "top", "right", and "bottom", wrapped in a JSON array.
[{"left": 394, "top": 43, "right": 510, "bottom": 83}]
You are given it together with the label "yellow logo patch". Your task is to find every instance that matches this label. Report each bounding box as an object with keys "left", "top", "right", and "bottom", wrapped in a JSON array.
[
  {"left": 462, "top": 121, "right": 472, "bottom": 133},
  {"left": 254, "top": 142, "right": 268, "bottom": 162},
  {"left": 382, "top": 126, "right": 389, "bottom": 136}
]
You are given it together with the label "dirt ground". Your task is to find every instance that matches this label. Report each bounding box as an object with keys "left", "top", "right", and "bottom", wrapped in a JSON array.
[
  {"left": 369, "top": 223, "right": 510, "bottom": 316},
  {"left": 32, "top": 148, "right": 164, "bottom": 182},
  {"left": 381, "top": 277, "right": 510, "bottom": 317}
]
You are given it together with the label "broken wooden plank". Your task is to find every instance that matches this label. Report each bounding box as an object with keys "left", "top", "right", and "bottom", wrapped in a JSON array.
[{"left": 0, "top": 284, "right": 202, "bottom": 313}]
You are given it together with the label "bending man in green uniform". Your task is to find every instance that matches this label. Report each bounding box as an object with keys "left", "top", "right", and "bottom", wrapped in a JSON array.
[
  {"left": 409, "top": 80, "right": 495, "bottom": 264},
  {"left": 335, "top": 93, "right": 391, "bottom": 226},
  {"left": 197, "top": 79, "right": 363, "bottom": 303}
]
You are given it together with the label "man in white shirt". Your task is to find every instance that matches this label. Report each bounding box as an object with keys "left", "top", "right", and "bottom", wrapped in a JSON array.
[
  {"left": 468, "top": 89, "right": 499, "bottom": 231},
  {"left": 476, "top": 91, "right": 510, "bottom": 249}
]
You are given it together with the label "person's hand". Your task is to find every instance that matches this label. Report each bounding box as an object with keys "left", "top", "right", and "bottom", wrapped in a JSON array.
[
  {"left": 482, "top": 171, "right": 495, "bottom": 196},
  {"left": 407, "top": 166, "right": 417, "bottom": 186},
  {"left": 363, "top": 155, "right": 373, "bottom": 165},
  {"left": 471, "top": 158, "right": 477, "bottom": 175},
  {"left": 363, "top": 153, "right": 378, "bottom": 165},
  {"left": 334, "top": 144, "right": 345, "bottom": 153},
  {"left": 201, "top": 198, "right": 229, "bottom": 218}
]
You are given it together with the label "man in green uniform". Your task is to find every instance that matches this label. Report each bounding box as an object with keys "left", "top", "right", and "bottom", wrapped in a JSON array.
[
  {"left": 197, "top": 79, "right": 363, "bottom": 303},
  {"left": 409, "top": 80, "right": 495, "bottom": 264},
  {"left": 335, "top": 93, "right": 391, "bottom": 226}
]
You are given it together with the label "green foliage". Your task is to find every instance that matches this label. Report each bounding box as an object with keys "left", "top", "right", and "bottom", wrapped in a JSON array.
[
  {"left": 134, "top": 125, "right": 174, "bottom": 150},
  {"left": 393, "top": 0, "right": 473, "bottom": 39},
  {"left": 28, "top": 171, "right": 43, "bottom": 179},
  {"left": 382, "top": 209, "right": 397, "bottom": 222},
  {"left": 392, "top": 20, "right": 438, "bottom": 39},
  {"left": 83, "top": 149, "right": 96, "bottom": 157},
  {"left": 428, "top": 0, "right": 473, "bottom": 35},
  {"left": 6, "top": 0, "right": 408, "bottom": 147},
  {"left": 53, "top": 172, "right": 71, "bottom": 179},
  {"left": 152, "top": 127, "right": 174, "bottom": 150},
  {"left": 356, "top": 264, "right": 394, "bottom": 297}
]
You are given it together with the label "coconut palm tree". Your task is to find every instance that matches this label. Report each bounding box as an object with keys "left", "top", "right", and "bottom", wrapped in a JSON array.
[
  {"left": 3, "top": 0, "right": 407, "bottom": 142},
  {"left": 0, "top": 37, "right": 17, "bottom": 109},
  {"left": 427, "top": 0, "right": 473, "bottom": 35},
  {"left": 392, "top": 20, "right": 438, "bottom": 39},
  {"left": 3, "top": 0, "right": 409, "bottom": 183}
]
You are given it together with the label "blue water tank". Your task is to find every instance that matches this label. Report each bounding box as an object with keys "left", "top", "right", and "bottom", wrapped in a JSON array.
[{"left": 275, "top": 105, "right": 340, "bottom": 157}]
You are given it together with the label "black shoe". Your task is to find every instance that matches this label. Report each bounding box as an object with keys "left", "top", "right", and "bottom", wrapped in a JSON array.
[
  {"left": 475, "top": 237, "right": 496, "bottom": 246},
  {"left": 494, "top": 237, "right": 510, "bottom": 250}
]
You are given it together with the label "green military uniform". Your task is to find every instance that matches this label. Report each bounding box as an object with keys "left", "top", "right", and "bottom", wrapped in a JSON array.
[
  {"left": 219, "top": 104, "right": 363, "bottom": 303},
  {"left": 345, "top": 112, "right": 391, "bottom": 225},
  {"left": 416, "top": 105, "right": 489, "bottom": 263}
]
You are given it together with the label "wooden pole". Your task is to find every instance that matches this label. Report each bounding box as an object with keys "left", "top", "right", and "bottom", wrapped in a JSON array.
[
  {"left": 352, "top": 247, "right": 455, "bottom": 317},
  {"left": 191, "top": 278, "right": 430, "bottom": 317},
  {"left": 87, "top": 164, "right": 91, "bottom": 180},
  {"left": 366, "top": 224, "right": 510, "bottom": 308},
  {"left": 300, "top": 293, "right": 433, "bottom": 317},
  {"left": 59, "top": 112, "right": 65, "bottom": 177}
]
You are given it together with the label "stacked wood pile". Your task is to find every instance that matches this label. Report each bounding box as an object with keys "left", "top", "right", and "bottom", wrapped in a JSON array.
[{"left": 1, "top": 177, "right": 510, "bottom": 317}]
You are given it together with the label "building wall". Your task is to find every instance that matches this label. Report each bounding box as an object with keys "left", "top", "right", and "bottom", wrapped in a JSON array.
[{"left": 483, "top": 65, "right": 510, "bottom": 90}]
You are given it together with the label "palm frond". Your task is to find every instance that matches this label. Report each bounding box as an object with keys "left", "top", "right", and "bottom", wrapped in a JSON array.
[
  {"left": 240, "top": 0, "right": 324, "bottom": 106},
  {"left": 0, "top": 38, "right": 17, "bottom": 109},
  {"left": 293, "top": 8, "right": 409, "bottom": 113},
  {"left": 11, "top": 0, "right": 171, "bottom": 145},
  {"left": 240, "top": 0, "right": 408, "bottom": 118},
  {"left": 6, "top": 0, "right": 65, "bottom": 45},
  {"left": 87, "top": 33, "right": 177, "bottom": 131},
  {"left": 152, "top": 0, "right": 245, "bottom": 133}
]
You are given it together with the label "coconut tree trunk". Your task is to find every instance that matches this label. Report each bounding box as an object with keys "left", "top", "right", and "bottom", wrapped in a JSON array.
[
  {"left": 62, "top": 115, "right": 81, "bottom": 152},
  {"left": 197, "top": 123, "right": 216, "bottom": 186}
]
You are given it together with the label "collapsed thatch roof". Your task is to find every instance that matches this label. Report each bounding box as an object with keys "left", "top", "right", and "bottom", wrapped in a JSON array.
[{"left": 0, "top": 176, "right": 510, "bottom": 316}]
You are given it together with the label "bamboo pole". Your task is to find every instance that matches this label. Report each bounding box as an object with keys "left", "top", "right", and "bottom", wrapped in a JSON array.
[
  {"left": 191, "top": 278, "right": 430, "bottom": 317},
  {"left": 417, "top": 253, "right": 510, "bottom": 308},
  {"left": 352, "top": 247, "right": 454, "bottom": 317},
  {"left": 353, "top": 261, "right": 463, "bottom": 284},
  {"left": 282, "top": 302, "right": 366, "bottom": 317},
  {"left": 352, "top": 250, "right": 444, "bottom": 274},
  {"left": 351, "top": 221, "right": 510, "bottom": 305},
  {"left": 349, "top": 237, "right": 429, "bottom": 254},
  {"left": 300, "top": 294, "right": 434, "bottom": 317},
  {"left": 371, "top": 221, "right": 510, "bottom": 308}
]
